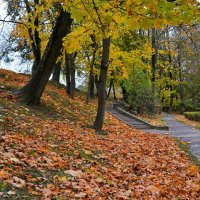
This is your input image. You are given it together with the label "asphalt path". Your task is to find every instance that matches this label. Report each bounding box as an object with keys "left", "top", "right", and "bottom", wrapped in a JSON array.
[{"left": 108, "top": 108, "right": 200, "bottom": 160}]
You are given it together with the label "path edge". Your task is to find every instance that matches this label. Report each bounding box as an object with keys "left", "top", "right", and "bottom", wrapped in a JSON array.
[{"left": 115, "top": 107, "right": 169, "bottom": 130}]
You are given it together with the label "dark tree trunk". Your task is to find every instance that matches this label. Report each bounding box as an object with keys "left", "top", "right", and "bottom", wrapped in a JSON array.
[
  {"left": 90, "top": 74, "right": 95, "bottom": 99},
  {"left": 64, "top": 16, "right": 75, "bottom": 99},
  {"left": 16, "top": 10, "right": 72, "bottom": 105},
  {"left": 139, "top": 28, "right": 143, "bottom": 36},
  {"left": 86, "top": 44, "right": 97, "bottom": 103},
  {"left": 113, "top": 83, "right": 117, "bottom": 100},
  {"left": 93, "top": 37, "right": 111, "bottom": 132},
  {"left": 177, "top": 43, "right": 184, "bottom": 112},
  {"left": 95, "top": 74, "right": 99, "bottom": 97},
  {"left": 65, "top": 53, "right": 76, "bottom": 99},
  {"left": 52, "top": 62, "right": 61, "bottom": 83},
  {"left": 32, "top": 0, "right": 41, "bottom": 75},
  {"left": 24, "top": 0, "right": 41, "bottom": 76},
  {"left": 107, "top": 80, "right": 113, "bottom": 99},
  {"left": 32, "top": 58, "right": 40, "bottom": 75},
  {"left": 166, "top": 27, "right": 174, "bottom": 113},
  {"left": 148, "top": 28, "right": 150, "bottom": 41},
  {"left": 65, "top": 53, "right": 71, "bottom": 96},
  {"left": 151, "top": 28, "right": 158, "bottom": 114},
  {"left": 70, "top": 54, "right": 76, "bottom": 99},
  {"left": 121, "top": 84, "right": 128, "bottom": 102}
]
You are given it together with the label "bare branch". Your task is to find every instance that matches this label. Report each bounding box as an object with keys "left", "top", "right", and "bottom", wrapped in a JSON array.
[{"left": 0, "top": 19, "right": 24, "bottom": 25}]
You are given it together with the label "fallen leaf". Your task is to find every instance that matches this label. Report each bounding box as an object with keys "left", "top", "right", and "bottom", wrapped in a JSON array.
[
  {"left": 0, "top": 169, "right": 9, "bottom": 179},
  {"left": 42, "top": 188, "right": 52, "bottom": 198},
  {"left": 10, "top": 157, "right": 20, "bottom": 163},
  {"left": 57, "top": 176, "right": 67, "bottom": 182},
  {"left": 187, "top": 165, "right": 199, "bottom": 176},
  {"left": 74, "top": 192, "right": 87, "bottom": 198},
  {"left": 7, "top": 190, "right": 16, "bottom": 195},
  {"left": 64, "top": 170, "right": 83, "bottom": 177},
  {"left": 84, "top": 150, "right": 92, "bottom": 155}
]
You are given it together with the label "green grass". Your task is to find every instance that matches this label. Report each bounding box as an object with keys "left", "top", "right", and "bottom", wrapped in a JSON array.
[
  {"left": 0, "top": 83, "right": 20, "bottom": 92},
  {"left": 0, "top": 180, "right": 37, "bottom": 200},
  {"left": 175, "top": 138, "right": 200, "bottom": 168}
]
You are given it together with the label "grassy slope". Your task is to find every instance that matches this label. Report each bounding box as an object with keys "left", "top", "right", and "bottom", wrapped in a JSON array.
[{"left": 1, "top": 69, "right": 200, "bottom": 199}]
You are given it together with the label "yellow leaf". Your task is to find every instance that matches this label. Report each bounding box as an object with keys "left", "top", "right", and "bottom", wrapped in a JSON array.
[
  {"left": 57, "top": 176, "right": 67, "bottom": 182},
  {"left": 84, "top": 150, "right": 92, "bottom": 155},
  {"left": 187, "top": 165, "right": 199, "bottom": 176}
]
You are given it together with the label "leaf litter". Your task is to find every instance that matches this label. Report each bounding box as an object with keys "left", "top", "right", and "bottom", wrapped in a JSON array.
[{"left": 1, "top": 69, "right": 200, "bottom": 199}]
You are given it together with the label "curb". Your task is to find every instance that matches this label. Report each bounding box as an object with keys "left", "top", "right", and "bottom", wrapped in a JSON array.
[{"left": 115, "top": 107, "right": 169, "bottom": 130}]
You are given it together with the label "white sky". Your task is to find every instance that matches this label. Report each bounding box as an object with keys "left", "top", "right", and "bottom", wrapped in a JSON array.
[{"left": 0, "top": 0, "right": 32, "bottom": 73}]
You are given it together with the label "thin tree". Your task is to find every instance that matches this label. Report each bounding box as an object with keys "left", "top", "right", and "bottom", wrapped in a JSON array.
[{"left": 93, "top": 37, "right": 111, "bottom": 132}]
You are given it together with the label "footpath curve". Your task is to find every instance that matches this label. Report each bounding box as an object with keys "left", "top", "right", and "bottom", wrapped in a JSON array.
[{"left": 108, "top": 107, "right": 200, "bottom": 161}]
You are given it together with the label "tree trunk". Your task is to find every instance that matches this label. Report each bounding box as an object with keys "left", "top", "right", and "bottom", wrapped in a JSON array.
[
  {"left": 177, "top": 43, "right": 184, "bottom": 112},
  {"left": 90, "top": 74, "right": 95, "bottom": 99},
  {"left": 70, "top": 54, "right": 76, "bottom": 99},
  {"left": 107, "top": 79, "right": 113, "bottom": 99},
  {"left": 95, "top": 74, "right": 99, "bottom": 97},
  {"left": 32, "top": 58, "right": 40, "bottom": 75},
  {"left": 65, "top": 53, "right": 76, "bottom": 99},
  {"left": 24, "top": 0, "right": 41, "bottom": 76},
  {"left": 93, "top": 37, "right": 111, "bottom": 132},
  {"left": 16, "top": 10, "right": 72, "bottom": 105},
  {"left": 86, "top": 45, "right": 97, "bottom": 103},
  {"left": 32, "top": 1, "right": 41, "bottom": 75},
  {"left": 121, "top": 84, "right": 128, "bottom": 102},
  {"left": 52, "top": 62, "right": 61, "bottom": 83},
  {"left": 148, "top": 28, "right": 150, "bottom": 41},
  {"left": 151, "top": 28, "right": 158, "bottom": 114},
  {"left": 113, "top": 83, "right": 117, "bottom": 100},
  {"left": 65, "top": 53, "right": 71, "bottom": 96},
  {"left": 64, "top": 16, "right": 75, "bottom": 99},
  {"left": 166, "top": 27, "right": 174, "bottom": 113}
]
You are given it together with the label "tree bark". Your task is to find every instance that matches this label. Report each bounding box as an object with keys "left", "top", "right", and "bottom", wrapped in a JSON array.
[
  {"left": 95, "top": 74, "right": 99, "bottom": 97},
  {"left": 65, "top": 53, "right": 76, "bottom": 99},
  {"left": 70, "top": 54, "right": 76, "bottom": 99},
  {"left": 64, "top": 16, "right": 75, "bottom": 99},
  {"left": 24, "top": 0, "right": 41, "bottom": 75},
  {"left": 166, "top": 27, "right": 174, "bottom": 112},
  {"left": 177, "top": 43, "right": 184, "bottom": 112},
  {"left": 113, "top": 83, "right": 117, "bottom": 100},
  {"left": 121, "top": 84, "right": 128, "bottom": 102},
  {"left": 86, "top": 44, "right": 97, "bottom": 103},
  {"left": 90, "top": 74, "right": 95, "bottom": 99},
  {"left": 151, "top": 28, "right": 158, "bottom": 114},
  {"left": 16, "top": 10, "right": 72, "bottom": 105},
  {"left": 65, "top": 53, "right": 71, "bottom": 95},
  {"left": 107, "top": 79, "right": 113, "bottom": 99},
  {"left": 52, "top": 62, "right": 61, "bottom": 83},
  {"left": 93, "top": 37, "right": 111, "bottom": 132}
]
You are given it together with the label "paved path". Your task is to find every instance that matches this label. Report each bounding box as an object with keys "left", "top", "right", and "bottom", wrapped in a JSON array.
[{"left": 108, "top": 108, "right": 200, "bottom": 160}]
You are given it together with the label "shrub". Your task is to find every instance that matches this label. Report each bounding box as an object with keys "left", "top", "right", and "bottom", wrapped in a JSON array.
[
  {"left": 179, "top": 99, "right": 198, "bottom": 112},
  {"left": 124, "top": 69, "right": 160, "bottom": 115},
  {"left": 184, "top": 112, "right": 200, "bottom": 121}
]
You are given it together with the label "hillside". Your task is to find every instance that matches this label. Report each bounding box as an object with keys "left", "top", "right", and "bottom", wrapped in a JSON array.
[{"left": 1, "top": 69, "right": 200, "bottom": 199}]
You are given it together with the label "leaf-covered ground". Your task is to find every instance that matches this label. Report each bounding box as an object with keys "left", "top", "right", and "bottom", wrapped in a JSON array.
[
  {"left": 1, "top": 69, "right": 200, "bottom": 199},
  {"left": 175, "top": 114, "right": 200, "bottom": 130},
  {"left": 137, "top": 114, "right": 166, "bottom": 127}
]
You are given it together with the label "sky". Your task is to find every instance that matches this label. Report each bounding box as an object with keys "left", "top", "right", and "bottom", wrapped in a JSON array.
[{"left": 0, "top": 0, "right": 32, "bottom": 73}]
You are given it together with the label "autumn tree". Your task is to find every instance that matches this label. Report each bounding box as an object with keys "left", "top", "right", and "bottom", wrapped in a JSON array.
[
  {"left": 2, "top": 0, "right": 198, "bottom": 131},
  {"left": 17, "top": 9, "right": 72, "bottom": 105}
]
